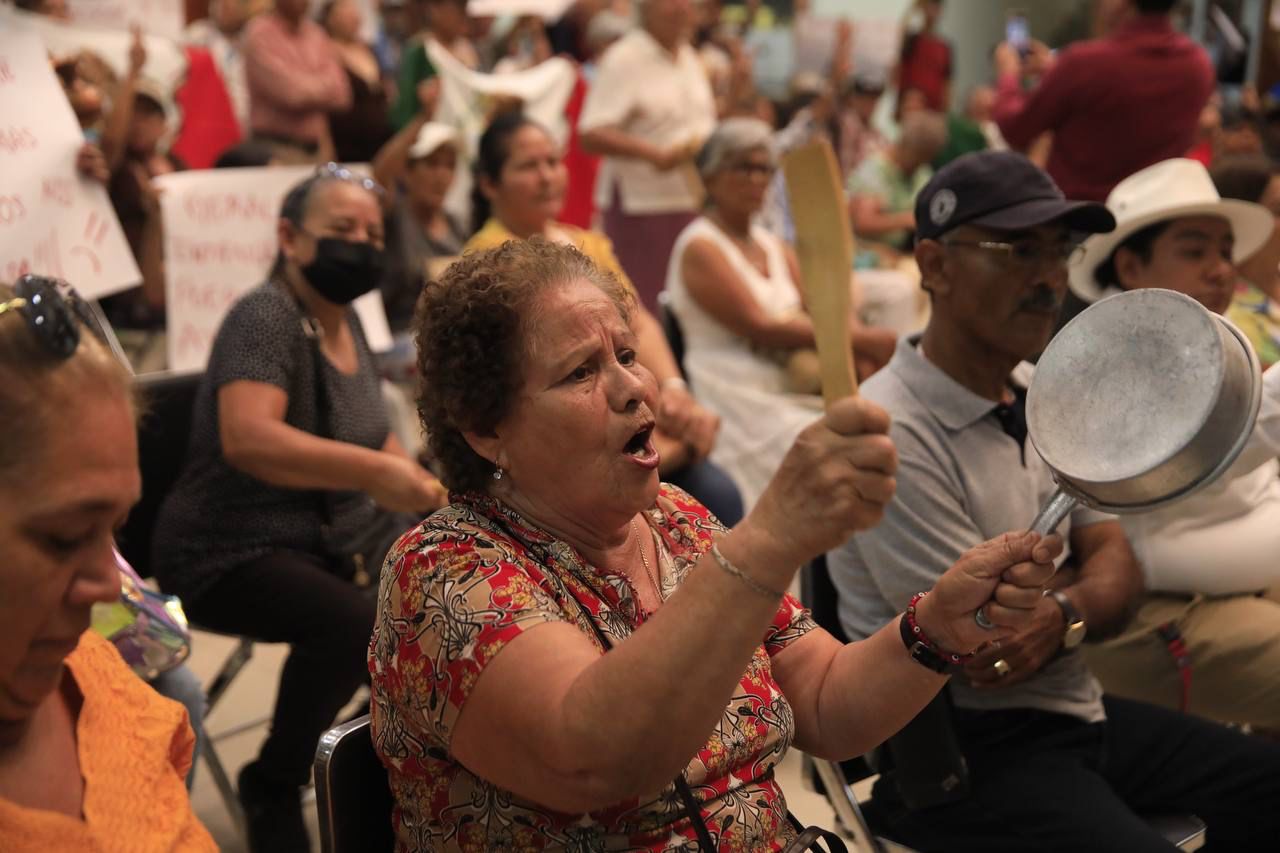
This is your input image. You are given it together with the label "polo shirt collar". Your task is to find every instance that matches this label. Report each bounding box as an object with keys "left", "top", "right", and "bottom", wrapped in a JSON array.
[
  {"left": 1114, "top": 13, "right": 1175, "bottom": 38},
  {"left": 889, "top": 334, "right": 1017, "bottom": 431}
]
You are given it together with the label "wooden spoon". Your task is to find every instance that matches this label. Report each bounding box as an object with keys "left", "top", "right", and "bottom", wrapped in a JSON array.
[{"left": 782, "top": 140, "right": 859, "bottom": 407}]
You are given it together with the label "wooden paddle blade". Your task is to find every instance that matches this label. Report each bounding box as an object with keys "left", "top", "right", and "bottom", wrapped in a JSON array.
[{"left": 782, "top": 140, "right": 858, "bottom": 407}]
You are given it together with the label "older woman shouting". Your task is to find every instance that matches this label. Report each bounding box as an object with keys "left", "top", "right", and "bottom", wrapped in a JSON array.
[
  {"left": 369, "top": 240, "right": 1060, "bottom": 852},
  {"left": 464, "top": 111, "right": 741, "bottom": 524}
]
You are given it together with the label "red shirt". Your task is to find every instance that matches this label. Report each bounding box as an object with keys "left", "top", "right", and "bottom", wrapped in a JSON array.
[
  {"left": 899, "top": 31, "right": 952, "bottom": 112},
  {"left": 994, "top": 15, "right": 1214, "bottom": 202}
]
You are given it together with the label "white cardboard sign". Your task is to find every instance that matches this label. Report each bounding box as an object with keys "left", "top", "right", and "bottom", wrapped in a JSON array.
[
  {"left": 65, "top": 0, "right": 186, "bottom": 40},
  {"left": 156, "top": 166, "right": 393, "bottom": 373},
  {"left": 0, "top": 25, "right": 140, "bottom": 297}
]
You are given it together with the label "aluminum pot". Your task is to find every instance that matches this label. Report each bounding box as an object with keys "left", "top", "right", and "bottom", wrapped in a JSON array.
[{"left": 1024, "top": 288, "right": 1262, "bottom": 535}]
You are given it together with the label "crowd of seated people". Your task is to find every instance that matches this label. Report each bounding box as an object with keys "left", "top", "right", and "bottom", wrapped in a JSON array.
[{"left": 14, "top": 0, "right": 1280, "bottom": 850}]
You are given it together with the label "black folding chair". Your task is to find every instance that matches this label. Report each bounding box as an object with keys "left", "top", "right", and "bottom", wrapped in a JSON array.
[
  {"left": 314, "top": 715, "right": 395, "bottom": 853},
  {"left": 117, "top": 370, "right": 257, "bottom": 837}
]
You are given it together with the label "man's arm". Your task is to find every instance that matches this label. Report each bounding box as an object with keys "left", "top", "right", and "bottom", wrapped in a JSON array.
[
  {"left": 964, "top": 519, "right": 1141, "bottom": 689},
  {"left": 1056, "top": 519, "right": 1142, "bottom": 640},
  {"left": 992, "top": 42, "right": 1076, "bottom": 151}
]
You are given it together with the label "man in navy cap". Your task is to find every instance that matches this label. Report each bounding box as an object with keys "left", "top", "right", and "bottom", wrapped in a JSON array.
[{"left": 827, "top": 150, "right": 1280, "bottom": 851}]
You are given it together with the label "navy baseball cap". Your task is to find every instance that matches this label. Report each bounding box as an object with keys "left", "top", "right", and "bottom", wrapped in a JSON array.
[{"left": 914, "top": 151, "right": 1116, "bottom": 241}]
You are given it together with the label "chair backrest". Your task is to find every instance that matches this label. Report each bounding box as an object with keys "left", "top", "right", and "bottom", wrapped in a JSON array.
[
  {"left": 800, "top": 554, "right": 851, "bottom": 645},
  {"left": 314, "top": 714, "right": 395, "bottom": 853},
  {"left": 656, "top": 292, "right": 687, "bottom": 377},
  {"left": 116, "top": 370, "right": 203, "bottom": 578}
]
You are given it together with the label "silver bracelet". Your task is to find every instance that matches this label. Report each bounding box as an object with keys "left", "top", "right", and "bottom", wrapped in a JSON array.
[{"left": 710, "top": 541, "right": 786, "bottom": 599}]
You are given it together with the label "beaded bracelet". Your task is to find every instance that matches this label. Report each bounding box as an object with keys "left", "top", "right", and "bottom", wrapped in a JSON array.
[
  {"left": 710, "top": 541, "right": 787, "bottom": 599},
  {"left": 900, "top": 591, "right": 974, "bottom": 673}
]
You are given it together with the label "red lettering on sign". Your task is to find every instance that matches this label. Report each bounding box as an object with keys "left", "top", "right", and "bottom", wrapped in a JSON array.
[
  {"left": 0, "top": 194, "right": 26, "bottom": 225},
  {"left": 180, "top": 192, "right": 278, "bottom": 225},
  {"left": 0, "top": 126, "right": 37, "bottom": 154},
  {"left": 42, "top": 177, "right": 74, "bottom": 207}
]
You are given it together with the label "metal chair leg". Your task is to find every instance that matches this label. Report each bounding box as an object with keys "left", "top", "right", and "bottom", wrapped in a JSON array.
[
  {"left": 813, "top": 758, "right": 889, "bottom": 853},
  {"left": 201, "top": 725, "right": 246, "bottom": 837}
]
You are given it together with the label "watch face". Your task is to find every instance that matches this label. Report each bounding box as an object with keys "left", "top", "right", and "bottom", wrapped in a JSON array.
[{"left": 1063, "top": 621, "right": 1086, "bottom": 649}]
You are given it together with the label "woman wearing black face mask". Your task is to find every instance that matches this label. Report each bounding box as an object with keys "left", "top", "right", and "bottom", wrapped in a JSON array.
[{"left": 151, "top": 168, "right": 448, "bottom": 853}]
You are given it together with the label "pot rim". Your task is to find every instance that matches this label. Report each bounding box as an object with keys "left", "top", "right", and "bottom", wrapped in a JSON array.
[{"left": 1060, "top": 312, "right": 1262, "bottom": 515}]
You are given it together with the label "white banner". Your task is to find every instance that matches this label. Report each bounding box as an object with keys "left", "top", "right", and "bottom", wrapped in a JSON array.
[
  {"left": 792, "top": 16, "right": 901, "bottom": 80},
  {"left": 0, "top": 25, "right": 140, "bottom": 297},
  {"left": 156, "top": 166, "right": 392, "bottom": 373},
  {"left": 66, "top": 0, "right": 186, "bottom": 40},
  {"left": 466, "top": 0, "right": 576, "bottom": 21},
  {"left": 5, "top": 6, "right": 188, "bottom": 101},
  {"left": 427, "top": 40, "right": 577, "bottom": 222}
]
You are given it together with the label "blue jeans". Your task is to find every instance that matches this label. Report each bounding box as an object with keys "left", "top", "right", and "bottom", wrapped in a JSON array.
[
  {"left": 667, "top": 458, "right": 744, "bottom": 527},
  {"left": 149, "top": 664, "right": 207, "bottom": 790}
]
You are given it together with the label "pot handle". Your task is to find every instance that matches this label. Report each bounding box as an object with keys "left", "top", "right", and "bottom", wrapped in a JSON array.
[
  {"left": 974, "top": 488, "right": 1078, "bottom": 630},
  {"left": 1029, "top": 489, "right": 1078, "bottom": 537}
]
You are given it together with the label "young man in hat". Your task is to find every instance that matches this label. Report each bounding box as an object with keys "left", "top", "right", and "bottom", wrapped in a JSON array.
[
  {"left": 828, "top": 149, "right": 1280, "bottom": 851},
  {"left": 1068, "top": 157, "right": 1280, "bottom": 732}
]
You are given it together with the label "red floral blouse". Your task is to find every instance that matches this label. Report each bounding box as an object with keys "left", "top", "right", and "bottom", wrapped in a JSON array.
[{"left": 368, "top": 483, "right": 818, "bottom": 852}]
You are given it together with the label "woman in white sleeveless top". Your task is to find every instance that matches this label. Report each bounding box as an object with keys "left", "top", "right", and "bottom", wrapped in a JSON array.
[{"left": 664, "top": 118, "right": 895, "bottom": 507}]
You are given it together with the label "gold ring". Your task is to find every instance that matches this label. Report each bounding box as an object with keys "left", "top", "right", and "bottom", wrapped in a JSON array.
[{"left": 992, "top": 659, "right": 1012, "bottom": 678}]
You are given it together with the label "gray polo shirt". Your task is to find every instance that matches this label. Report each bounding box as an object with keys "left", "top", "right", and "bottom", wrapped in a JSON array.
[{"left": 828, "top": 335, "right": 1107, "bottom": 723}]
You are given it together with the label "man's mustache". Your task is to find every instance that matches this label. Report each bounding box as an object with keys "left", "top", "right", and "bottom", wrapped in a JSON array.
[{"left": 1017, "top": 286, "right": 1062, "bottom": 313}]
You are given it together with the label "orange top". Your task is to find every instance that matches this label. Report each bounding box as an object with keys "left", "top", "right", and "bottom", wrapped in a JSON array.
[{"left": 0, "top": 631, "right": 216, "bottom": 852}]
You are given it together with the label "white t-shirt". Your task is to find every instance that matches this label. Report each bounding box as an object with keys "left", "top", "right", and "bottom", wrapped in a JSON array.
[
  {"left": 1123, "top": 363, "right": 1280, "bottom": 595},
  {"left": 579, "top": 29, "right": 716, "bottom": 215}
]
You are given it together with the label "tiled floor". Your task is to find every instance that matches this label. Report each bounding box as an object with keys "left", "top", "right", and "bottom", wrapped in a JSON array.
[{"left": 184, "top": 629, "right": 878, "bottom": 853}]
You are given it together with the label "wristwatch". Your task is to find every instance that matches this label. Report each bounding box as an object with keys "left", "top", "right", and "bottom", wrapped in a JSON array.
[{"left": 1045, "top": 589, "right": 1086, "bottom": 650}]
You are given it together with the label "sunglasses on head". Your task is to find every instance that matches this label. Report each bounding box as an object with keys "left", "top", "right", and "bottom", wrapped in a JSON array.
[
  {"left": 316, "top": 162, "right": 386, "bottom": 199},
  {"left": 0, "top": 274, "right": 123, "bottom": 365}
]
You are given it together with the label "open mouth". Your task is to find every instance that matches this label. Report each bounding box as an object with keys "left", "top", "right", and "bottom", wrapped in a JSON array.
[{"left": 624, "top": 423, "right": 655, "bottom": 458}]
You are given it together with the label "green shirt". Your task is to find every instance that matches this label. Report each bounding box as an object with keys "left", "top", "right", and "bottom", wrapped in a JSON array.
[
  {"left": 1228, "top": 278, "right": 1280, "bottom": 370},
  {"left": 846, "top": 151, "right": 933, "bottom": 250},
  {"left": 390, "top": 39, "right": 437, "bottom": 130}
]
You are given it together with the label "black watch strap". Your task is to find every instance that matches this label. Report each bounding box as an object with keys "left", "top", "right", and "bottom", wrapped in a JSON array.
[{"left": 900, "top": 612, "right": 956, "bottom": 674}]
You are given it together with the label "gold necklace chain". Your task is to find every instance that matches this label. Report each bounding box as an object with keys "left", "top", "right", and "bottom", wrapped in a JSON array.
[{"left": 630, "top": 519, "right": 662, "bottom": 602}]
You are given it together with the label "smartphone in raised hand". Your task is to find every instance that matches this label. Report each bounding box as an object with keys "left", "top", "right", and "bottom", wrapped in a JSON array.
[{"left": 1006, "top": 11, "right": 1030, "bottom": 56}]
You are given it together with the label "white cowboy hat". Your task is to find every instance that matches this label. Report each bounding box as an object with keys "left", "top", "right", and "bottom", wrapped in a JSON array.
[
  {"left": 408, "top": 123, "right": 460, "bottom": 161},
  {"left": 1069, "top": 158, "right": 1274, "bottom": 303}
]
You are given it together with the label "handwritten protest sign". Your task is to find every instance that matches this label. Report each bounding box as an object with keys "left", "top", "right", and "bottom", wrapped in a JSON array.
[
  {"left": 66, "top": 0, "right": 186, "bottom": 40},
  {"left": 157, "top": 166, "right": 393, "bottom": 373},
  {"left": 0, "top": 25, "right": 140, "bottom": 298}
]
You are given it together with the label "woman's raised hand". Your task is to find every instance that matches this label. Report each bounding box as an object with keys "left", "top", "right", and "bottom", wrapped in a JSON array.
[{"left": 738, "top": 396, "right": 897, "bottom": 572}]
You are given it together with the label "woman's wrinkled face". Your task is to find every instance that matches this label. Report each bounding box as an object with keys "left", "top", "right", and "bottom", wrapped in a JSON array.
[
  {"left": 0, "top": 390, "right": 137, "bottom": 737},
  {"left": 490, "top": 278, "right": 660, "bottom": 531},
  {"left": 1116, "top": 215, "right": 1237, "bottom": 315},
  {"left": 485, "top": 124, "right": 566, "bottom": 234},
  {"left": 406, "top": 144, "right": 458, "bottom": 213}
]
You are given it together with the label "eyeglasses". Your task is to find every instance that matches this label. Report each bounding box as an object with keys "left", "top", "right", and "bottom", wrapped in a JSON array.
[
  {"left": 728, "top": 162, "right": 776, "bottom": 179},
  {"left": 0, "top": 274, "right": 124, "bottom": 366},
  {"left": 316, "top": 162, "right": 386, "bottom": 199},
  {"left": 943, "top": 239, "right": 1086, "bottom": 268}
]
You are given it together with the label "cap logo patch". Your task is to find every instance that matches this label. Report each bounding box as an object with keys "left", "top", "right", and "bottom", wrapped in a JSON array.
[{"left": 930, "top": 189, "right": 957, "bottom": 226}]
